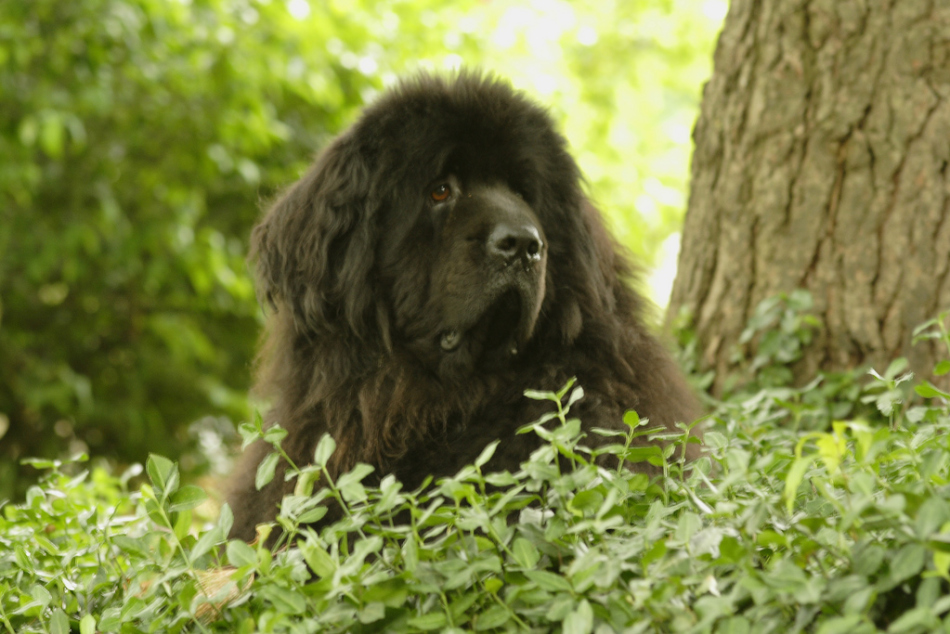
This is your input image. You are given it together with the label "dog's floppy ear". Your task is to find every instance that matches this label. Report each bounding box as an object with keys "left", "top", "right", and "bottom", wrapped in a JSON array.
[
  {"left": 547, "top": 193, "right": 645, "bottom": 343},
  {"left": 250, "top": 134, "right": 380, "bottom": 339}
]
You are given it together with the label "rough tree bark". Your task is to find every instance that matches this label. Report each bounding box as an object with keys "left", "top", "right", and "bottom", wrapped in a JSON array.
[{"left": 670, "top": 0, "right": 950, "bottom": 393}]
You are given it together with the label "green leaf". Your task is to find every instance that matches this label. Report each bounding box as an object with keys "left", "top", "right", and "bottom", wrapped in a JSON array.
[
  {"left": 784, "top": 456, "right": 812, "bottom": 514},
  {"left": 375, "top": 475, "right": 405, "bottom": 513},
  {"left": 524, "top": 388, "right": 558, "bottom": 401},
  {"left": 263, "top": 425, "right": 288, "bottom": 445},
  {"left": 888, "top": 544, "right": 926, "bottom": 585},
  {"left": 562, "top": 599, "right": 593, "bottom": 634},
  {"left": 297, "top": 506, "right": 328, "bottom": 524},
  {"left": 916, "top": 497, "right": 950, "bottom": 538},
  {"left": 98, "top": 608, "right": 120, "bottom": 632},
  {"left": 408, "top": 611, "right": 447, "bottom": 630},
  {"left": 358, "top": 602, "right": 386, "bottom": 624},
  {"left": 853, "top": 544, "right": 886, "bottom": 576},
  {"left": 544, "top": 595, "right": 574, "bottom": 621},
  {"left": 483, "top": 577, "right": 503, "bottom": 594},
  {"left": 31, "top": 584, "right": 52, "bottom": 607},
  {"left": 716, "top": 616, "right": 752, "bottom": 634},
  {"left": 314, "top": 433, "right": 337, "bottom": 467},
  {"left": 337, "top": 463, "right": 374, "bottom": 503},
  {"left": 146, "top": 454, "right": 178, "bottom": 495},
  {"left": 474, "top": 604, "right": 510, "bottom": 630},
  {"left": 916, "top": 381, "right": 950, "bottom": 399},
  {"left": 258, "top": 585, "right": 306, "bottom": 615},
  {"left": 217, "top": 503, "right": 234, "bottom": 537},
  {"left": 226, "top": 540, "right": 257, "bottom": 568},
  {"left": 79, "top": 614, "right": 96, "bottom": 634},
  {"left": 691, "top": 527, "right": 725, "bottom": 558},
  {"left": 555, "top": 378, "right": 578, "bottom": 400},
  {"left": 815, "top": 615, "right": 862, "bottom": 634},
  {"left": 191, "top": 527, "right": 225, "bottom": 562},
  {"left": 675, "top": 512, "right": 703, "bottom": 543},
  {"left": 623, "top": 446, "right": 664, "bottom": 463},
  {"left": 883, "top": 357, "right": 909, "bottom": 380},
  {"left": 570, "top": 490, "right": 604, "bottom": 516},
  {"left": 49, "top": 609, "right": 69, "bottom": 634},
  {"left": 525, "top": 570, "right": 573, "bottom": 593},
  {"left": 255, "top": 452, "right": 280, "bottom": 490},
  {"left": 622, "top": 410, "right": 641, "bottom": 428},
  {"left": 641, "top": 539, "right": 667, "bottom": 567},
  {"left": 20, "top": 458, "right": 59, "bottom": 470},
  {"left": 474, "top": 440, "right": 499, "bottom": 468},
  {"left": 363, "top": 578, "right": 409, "bottom": 608},
  {"left": 169, "top": 484, "right": 208, "bottom": 512},
  {"left": 299, "top": 540, "right": 335, "bottom": 578},
  {"left": 112, "top": 535, "right": 149, "bottom": 558},
  {"left": 449, "top": 592, "right": 479, "bottom": 620},
  {"left": 934, "top": 360, "right": 950, "bottom": 376},
  {"left": 566, "top": 386, "right": 585, "bottom": 408},
  {"left": 40, "top": 112, "right": 65, "bottom": 158},
  {"left": 512, "top": 537, "right": 540, "bottom": 568},
  {"left": 174, "top": 508, "right": 192, "bottom": 541},
  {"left": 238, "top": 421, "right": 262, "bottom": 449},
  {"left": 886, "top": 607, "right": 939, "bottom": 633},
  {"left": 404, "top": 538, "right": 419, "bottom": 572}
]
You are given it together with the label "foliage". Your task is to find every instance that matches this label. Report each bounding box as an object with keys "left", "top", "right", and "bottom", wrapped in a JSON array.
[
  {"left": 0, "top": 0, "right": 342, "bottom": 494},
  {"left": 674, "top": 290, "right": 881, "bottom": 434},
  {"left": 729, "top": 290, "right": 821, "bottom": 389},
  {"left": 0, "top": 0, "right": 722, "bottom": 497},
  {"left": 2, "top": 318, "right": 949, "bottom": 633}
]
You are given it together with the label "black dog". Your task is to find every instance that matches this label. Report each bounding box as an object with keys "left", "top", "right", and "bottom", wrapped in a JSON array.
[{"left": 227, "top": 72, "right": 700, "bottom": 541}]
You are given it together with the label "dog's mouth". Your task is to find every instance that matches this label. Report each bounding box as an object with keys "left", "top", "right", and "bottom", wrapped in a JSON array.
[{"left": 440, "top": 288, "right": 530, "bottom": 361}]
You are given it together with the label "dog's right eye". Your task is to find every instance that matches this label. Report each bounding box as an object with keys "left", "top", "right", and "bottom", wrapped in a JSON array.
[{"left": 430, "top": 183, "right": 451, "bottom": 202}]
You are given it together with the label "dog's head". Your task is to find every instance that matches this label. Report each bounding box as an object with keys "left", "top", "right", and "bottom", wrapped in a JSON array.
[{"left": 252, "top": 72, "right": 626, "bottom": 378}]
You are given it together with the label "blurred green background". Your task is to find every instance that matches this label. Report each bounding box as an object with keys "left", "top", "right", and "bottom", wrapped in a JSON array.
[{"left": 0, "top": 0, "right": 724, "bottom": 497}]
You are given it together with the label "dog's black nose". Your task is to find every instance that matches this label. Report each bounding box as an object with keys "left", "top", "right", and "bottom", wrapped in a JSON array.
[{"left": 487, "top": 223, "right": 543, "bottom": 263}]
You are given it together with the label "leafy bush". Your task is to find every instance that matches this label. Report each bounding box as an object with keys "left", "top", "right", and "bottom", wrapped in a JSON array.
[{"left": 2, "top": 313, "right": 949, "bottom": 633}]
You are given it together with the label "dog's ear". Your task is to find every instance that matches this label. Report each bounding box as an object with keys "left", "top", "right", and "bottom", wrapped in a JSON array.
[
  {"left": 546, "top": 194, "right": 645, "bottom": 343},
  {"left": 250, "top": 134, "right": 380, "bottom": 339}
]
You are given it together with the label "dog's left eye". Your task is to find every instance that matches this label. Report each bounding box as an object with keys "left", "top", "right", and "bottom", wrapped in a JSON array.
[{"left": 430, "top": 183, "right": 451, "bottom": 202}]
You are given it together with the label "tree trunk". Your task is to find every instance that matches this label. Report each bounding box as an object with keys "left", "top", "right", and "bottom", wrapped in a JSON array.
[{"left": 670, "top": 0, "right": 950, "bottom": 393}]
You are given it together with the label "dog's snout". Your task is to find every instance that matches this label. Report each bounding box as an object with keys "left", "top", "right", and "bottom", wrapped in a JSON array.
[{"left": 487, "top": 223, "right": 543, "bottom": 264}]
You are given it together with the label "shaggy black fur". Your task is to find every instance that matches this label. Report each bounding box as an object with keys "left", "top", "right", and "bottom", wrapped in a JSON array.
[{"left": 227, "top": 72, "right": 701, "bottom": 541}]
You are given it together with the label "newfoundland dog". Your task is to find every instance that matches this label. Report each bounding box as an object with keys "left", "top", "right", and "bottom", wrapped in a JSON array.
[{"left": 227, "top": 72, "right": 700, "bottom": 541}]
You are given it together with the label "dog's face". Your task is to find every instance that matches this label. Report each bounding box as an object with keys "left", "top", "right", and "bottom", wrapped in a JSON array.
[
  {"left": 379, "top": 170, "right": 548, "bottom": 376},
  {"left": 252, "top": 74, "right": 612, "bottom": 380}
]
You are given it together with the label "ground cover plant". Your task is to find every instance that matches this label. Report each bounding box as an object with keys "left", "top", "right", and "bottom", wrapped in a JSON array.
[{"left": 1, "top": 306, "right": 949, "bottom": 633}]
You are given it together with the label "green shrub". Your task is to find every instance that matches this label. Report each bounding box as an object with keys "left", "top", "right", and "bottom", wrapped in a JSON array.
[{"left": 2, "top": 310, "right": 949, "bottom": 633}]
